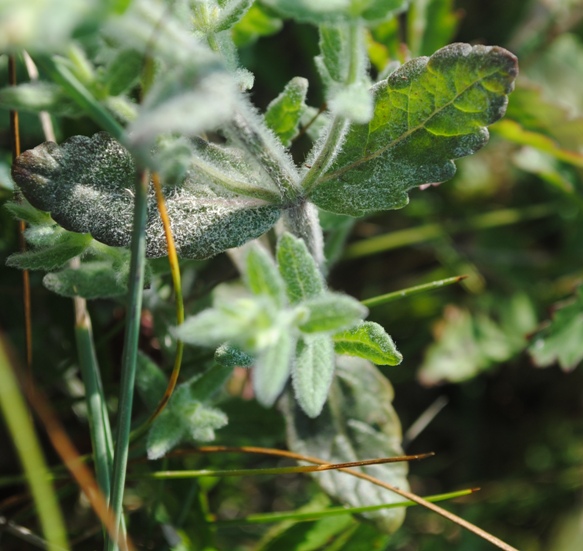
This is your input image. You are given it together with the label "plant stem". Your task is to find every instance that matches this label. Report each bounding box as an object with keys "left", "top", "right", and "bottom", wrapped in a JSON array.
[
  {"left": 281, "top": 201, "right": 326, "bottom": 269},
  {"left": 0, "top": 336, "right": 69, "bottom": 551},
  {"left": 106, "top": 170, "right": 150, "bottom": 551}
]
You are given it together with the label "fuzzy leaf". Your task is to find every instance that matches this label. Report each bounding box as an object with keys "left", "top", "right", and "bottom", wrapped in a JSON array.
[
  {"left": 292, "top": 335, "right": 335, "bottom": 418},
  {"left": 12, "top": 133, "right": 282, "bottom": 259},
  {"left": 147, "top": 380, "right": 228, "bottom": 460},
  {"left": 215, "top": 0, "right": 253, "bottom": 32},
  {"left": 265, "top": 77, "right": 309, "bottom": 146},
  {"left": 214, "top": 343, "right": 254, "bottom": 368},
  {"left": 6, "top": 232, "right": 92, "bottom": 271},
  {"left": 308, "top": 43, "right": 518, "bottom": 216},
  {"left": 277, "top": 232, "right": 325, "bottom": 304},
  {"left": 189, "top": 363, "right": 234, "bottom": 402},
  {"left": 244, "top": 244, "right": 286, "bottom": 307},
  {"left": 136, "top": 352, "right": 168, "bottom": 411},
  {"left": 43, "top": 261, "right": 127, "bottom": 298},
  {"left": 261, "top": 0, "right": 408, "bottom": 25},
  {"left": 253, "top": 328, "right": 295, "bottom": 407},
  {"left": 284, "top": 356, "right": 408, "bottom": 533},
  {"left": 101, "top": 48, "right": 144, "bottom": 96},
  {"left": 529, "top": 286, "right": 583, "bottom": 372},
  {"left": 0, "top": 82, "right": 81, "bottom": 116},
  {"left": 4, "top": 201, "right": 53, "bottom": 226},
  {"left": 333, "top": 321, "right": 402, "bottom": 365},
  {"left": 298, "top": 293, "right": 367, "bottom": 334}
]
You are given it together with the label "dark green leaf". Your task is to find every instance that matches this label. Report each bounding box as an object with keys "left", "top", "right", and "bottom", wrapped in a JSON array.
[
  {"left": 277, "top": 232, "right": 325, "bottom": 304},
  {"left": 308, "top": 43, "right": 518, "bottom": 215},
  {"left": 333, "top": 321, "right": 402, "bottom": 365},
  {"left": 284, "top": 356, "right": 408, "bottom": 534},
  {"left": 12, "top": 133, "right": 282, "bottom": 259},
  {"left": 101, "top": 48, "right": 144, "bottom": 96},
  {"left": 214, "top": 343, "right": 254, "bottom": 368}
]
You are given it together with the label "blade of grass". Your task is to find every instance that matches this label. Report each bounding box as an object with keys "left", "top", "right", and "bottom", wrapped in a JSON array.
[
  {"left": 344, "top": 204, "right": 556, "bottom": 259},
  {"left": 106, "top": 169, "right": 150, "bottom": 551},
  {"left": 361, "top": 275, "right": 467, "bottom": 308},
  {"left": 0, "top": 335, "right": 69, "bottom": 551},
  {"left": 213, "top": 488, "right": 477, "bottom": 525}
]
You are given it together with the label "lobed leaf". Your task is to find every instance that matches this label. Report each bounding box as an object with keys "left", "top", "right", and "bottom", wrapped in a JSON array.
[
  {"left": 308, "top": 43, "right": 518, "bottom": 216},
  {"left": 292, "top": 335, "right": 335, "bottom": 418},
  {"left": 284, "top": 356, "right": 409, "bottom": 533},
  {"left": 276, "top": 232, "right": 325, "bottom": 304},
  {"left": 265, "top": 77, "right": 309, "bottom": 146},
  {"left": 12, "top": 133, "right": 282, "bottom": 259},
  {"left": 333, "top": 321, "right": 402, "bottom": 365}
]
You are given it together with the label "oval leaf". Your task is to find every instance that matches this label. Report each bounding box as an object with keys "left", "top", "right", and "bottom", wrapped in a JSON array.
[
  {"left": 298, "top": 293, "right": 367, "bottom": 334},
  {"left": 333, "top": 321, "right": 402, "bottom": 365}
]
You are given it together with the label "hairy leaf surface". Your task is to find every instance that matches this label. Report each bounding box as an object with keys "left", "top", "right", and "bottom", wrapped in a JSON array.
[
  {"left": 308, "top": 43, "right": 518, "bottom": 215},
  {"left": 284, "top": 356, "right": 408, "bottom": 533},
  {"left": 333, "top": 321, "right": 402, "bottom": 365},
  {"left": 265, "top": 77, "right": 309, "bottom": 146},
  {"left": 12, "top": 133, "right": 282, "bottom": 259}
]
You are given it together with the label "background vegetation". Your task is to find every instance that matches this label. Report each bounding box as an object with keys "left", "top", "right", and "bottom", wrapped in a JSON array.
[{"left": 1, "top": 1, "right": 583, "bottom": 550}]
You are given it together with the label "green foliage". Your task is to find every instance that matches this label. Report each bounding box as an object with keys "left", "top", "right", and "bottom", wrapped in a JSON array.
[
  {"left": 284, "top": 356, "right": 409, "bottom": 533},
  {"left": 529, "top": 286, "right": 583, "bottom": 372},
  {"left": 333, "top": 321, "right": 402, "bottom": 365},
  {"left": 265, "top": 77, "right": 309, "bottom": 146},
  {"left": 308, "top": 43, "right": 518, "bottom": 215}
]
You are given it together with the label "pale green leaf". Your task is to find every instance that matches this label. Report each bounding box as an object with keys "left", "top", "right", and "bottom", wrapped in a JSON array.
[
  {"left": 261, "top": 0, "right": 408, "bottom": 25},
  {"left": 0, "top": 82, "right": 80, "bottom": 116},
  {"left": 333, "top": 321, "right": 402, "bottom": 365},
  {"left": 244, "top": 244, "right": 286, "bottom": 307},
  {"left": 298, "top": 293, "right": 367, "bottom": 334},
  {"left": 6, "top": 232, "right": 92, "bottom": 271},
  {"left": 308, "top": 43, "right": 518, "bottom": 216},
  {"left": 265, "top": 77, "right": 309, "bottom": 146},
  {"left": 215, "top": 0, "right": 253, "bottom": 32},
  {"left": 277, "top": 233, "right": 325, "bottom": 304},
  {"left": 146, "top": 410, "right": 184, "bottom": 460},
  {"left": 12, "top": 133, "right": 282, "bottom": 259},
  {"left": 253, "top": 329, "right": 295, "bottom": 407},
  {"left": 4, "top": 201, "right": 53, "bottom": 226},
  {"left": 231, "top": 2, "right": 283, "bottom": 47},
  {"left": 529, "top": 286, "right": 583, "bottom": 372},
  {"left": 292, "top": 335, "right": 335, "bottom": 418},
  {"left": 43, "top": 261, "right": 127, "bottom": 298},
  {"left": 284, "top": 356, "right": 408, "bottom": 533}
]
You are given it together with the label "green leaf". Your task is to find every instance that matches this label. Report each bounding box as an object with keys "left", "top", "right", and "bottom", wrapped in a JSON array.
[
  {"left": 215, "top": 0, "right": 253, "bottom": 32},
  {"left": 265, "top": 77, "right": 309, "bottom": 147},
  {"left": 0, "top": 82, "right": 81, "bottom": 116},
  {"left": 189, "top": 363, "right": 234, "bottom": 402},
  {"left": 6, "top": 232, "right": 92, "bottom": 271},
  {"left": 333, "top": 321, "right": 402, "bottom": 365},
  {"left": 253, "top": 328, "right": 295, "bottom": 407},
  {"left": 244, "top": 244, "right": 286, "bottom": 307},
  {"left": 529, "top": 286, "right": 583, "bottom": 372},
  {"left": 308, "top": 43, "right": 518, "bottom": 216},
  {"left": 316, "top": 23, "right": 373, "bottom": 123},
  {"left": 231, "top": 2, "right": 283, "bottom": 47},
  {"left": 284, "top": 356, "right": 408, "bottom": 534},
  {"left": 292, "top": 335, "right": 335, "bottom": 418},
  {"left": 147, "top": 380, "right": 228, "bottom": 460},
  {"left": 12, "top": 133, "right": 282, "bottom": 259},
  {"left": 298, "top": 293, "right": 367, "bottom": 334},
  {"left": 135, "top": 352, "right": 168, "bottom": 411},
  {"left": 43, "top": 261, "right": 127, "bottom": 298},
  {"left": 214, "top": 343, "right": 254, "bottom": 368},
  {"left": 4, "top": 201, "right": 53, "bottom": 226},
  {"left": 101, "top": 48, "right": 144, "bottom": 96},
  {"left": 277, "top": 233, "right": 325, "bottom": 304},
  {"left": 261, "top": 0, "right": 408, "bottom": 25}
]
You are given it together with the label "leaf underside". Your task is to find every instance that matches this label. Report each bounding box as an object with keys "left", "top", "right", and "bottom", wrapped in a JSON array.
[
  {"left": 11, "top": 133, "right": 281, "bottom": 259},
  {"left": 284, "top": 356, "right": 409, "bottom": 534},
  {"left": 309, "top": 43, "right": 518, "bottom": 216}
]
